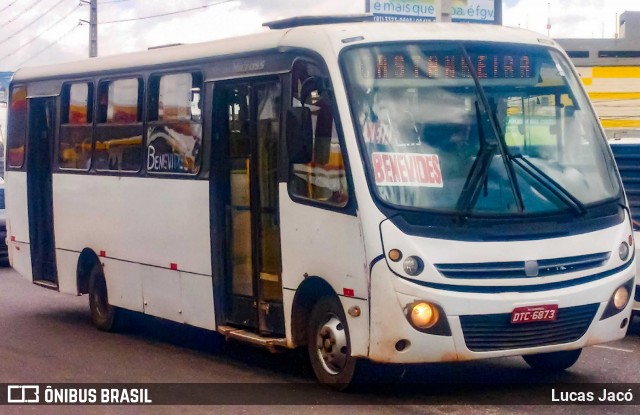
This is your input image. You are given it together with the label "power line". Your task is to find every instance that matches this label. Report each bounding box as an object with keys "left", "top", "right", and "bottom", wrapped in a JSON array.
[
  {"left": 0, "top": 0, "right": 47, "bottom": 28},
  {"left": 5, "top": 0, "right": 237, "bottom": 68},
  {"left": 0, "top": 0, "right": 69, "bottom": 47},
  {"left": 0, "top": 0, "right": 21, "bottom": 15},
  {"left": 100, "top": 0, "right": 236, "bottom": 24},
  {"left": 0, "top": 4, "right": 81, "bottom": 62},
  {"left": 16, "top": 23, "right": 81, "bottom": 67}
]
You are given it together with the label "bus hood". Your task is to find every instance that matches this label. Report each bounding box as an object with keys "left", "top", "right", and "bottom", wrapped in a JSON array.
[{"left": 379, "top": 216, "right": 634, "bottom": 290}]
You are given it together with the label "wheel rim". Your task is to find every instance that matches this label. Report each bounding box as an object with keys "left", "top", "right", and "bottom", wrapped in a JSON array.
[{"left": 315, "top": 313, "right": 348, "bottom": 375}]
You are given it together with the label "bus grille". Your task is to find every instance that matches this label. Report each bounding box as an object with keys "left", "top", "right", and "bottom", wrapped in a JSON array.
[
  {"left": 459, "top": 303, "right": 598, "bottom": 352},
  {"left": 610, "top": 142, "right": 640, "bottom": 226},
  {"left": 435, "top": 252, "right": 610, "bottom": 279}
]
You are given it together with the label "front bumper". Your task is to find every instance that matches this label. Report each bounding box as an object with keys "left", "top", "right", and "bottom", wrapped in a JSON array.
[{"left": 368, "top": 258, "right": 634, "bottom": 364}]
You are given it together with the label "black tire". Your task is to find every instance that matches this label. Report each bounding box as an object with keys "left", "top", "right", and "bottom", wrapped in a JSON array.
[
  {"left": 522, "top": 349, "right": 582, "bottom": 371},
  {"left": 627, "top": 313, "right": 639, "bottom": 336},
  {"left": 88, "top": 262, "right": 118, "bottom": 331},
  {"left": 307, "top": 296, "right": 358, "bottom": 390}
]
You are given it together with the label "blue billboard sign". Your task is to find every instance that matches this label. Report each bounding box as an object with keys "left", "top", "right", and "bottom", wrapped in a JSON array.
[
  {"left": 0, "top": 72, "right": 12, "bottom": 104},
  {"left": 367, "top": 0, "right": 501, "bottom": 24}
]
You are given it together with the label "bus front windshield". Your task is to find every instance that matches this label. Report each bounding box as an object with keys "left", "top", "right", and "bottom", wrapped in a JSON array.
[{"left": 342, "top": 42, "right": 621, "bottom": 215}]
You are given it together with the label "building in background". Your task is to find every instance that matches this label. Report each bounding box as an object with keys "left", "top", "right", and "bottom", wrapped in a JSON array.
[
  {"left": 0, "top": 72, "right": 11, "bottom": 177},
  {"left": 556, "top": 12, "right": 640, "bottom": 138},
  {"left": 0, "top": 72, "right": 11, "bottom": 105}
]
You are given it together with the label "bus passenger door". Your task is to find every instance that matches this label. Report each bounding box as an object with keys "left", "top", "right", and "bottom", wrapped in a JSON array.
[
  {"left": 212, "top": 80, "right": 284, "bottom": 336},
  {"left": 26, "top": 97, "right": 58, "bottom": 287}
]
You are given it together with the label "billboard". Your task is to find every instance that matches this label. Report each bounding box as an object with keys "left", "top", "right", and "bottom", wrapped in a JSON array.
[
  {"left": 367, "top": 0, "right": 501, "bottom": 24},
  {"left": 0, "top": 72, "right": 12, "bottom": 105}
]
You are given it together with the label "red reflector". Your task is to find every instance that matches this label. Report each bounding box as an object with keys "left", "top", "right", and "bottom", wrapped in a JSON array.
[
  {"left": 343, "top": 288, "right": 354, "bottom": 297},
  {"left": 170, "top": 263, "right": 178, "bottom": 271},
  {"left": 99, "top": 250, "right": 106, "bottom": 257},
  {"left": 10, "top": 236, "right": 15, "bottom": 242}
]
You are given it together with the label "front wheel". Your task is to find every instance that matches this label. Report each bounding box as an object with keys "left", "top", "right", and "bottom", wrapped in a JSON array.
[
  {"left": 522, "top": 349, "right": 582, "bottom": 371},
  {"left": 88, "top": 262, "right": 119, "bottom": 331},
  {"left": 307, "top": 296, "right": 357, "bottom": 390}
]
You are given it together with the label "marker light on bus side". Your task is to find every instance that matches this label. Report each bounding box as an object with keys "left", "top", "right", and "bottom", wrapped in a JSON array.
[{"left": 388, "top": 249, "right": 402, "bottom": 262}]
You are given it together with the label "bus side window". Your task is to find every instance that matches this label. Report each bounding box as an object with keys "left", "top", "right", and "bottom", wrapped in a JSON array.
[
  {"left": 59, "top": 82, "right": 93, "bottom": 170},
  {"left": 94, "top": 77, "right": 143, "bottom": 172},
  {"left": 288, "top": 62, "right": 349, "bottom": 207},
  {"left": 7, "top": 86, "right": 27, "bottom": 169},
  {"left": 147, "top": 72, "right": 203, "bottom": 174}
]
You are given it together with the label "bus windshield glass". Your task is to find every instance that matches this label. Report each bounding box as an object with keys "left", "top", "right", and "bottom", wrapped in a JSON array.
[{"left": 341, "top": 42, "right": 621, "bottom": 215}]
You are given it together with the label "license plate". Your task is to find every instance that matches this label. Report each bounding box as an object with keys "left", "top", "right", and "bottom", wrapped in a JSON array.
[{"left": 510, "top": 304, "right": 558, "bottom": 324}]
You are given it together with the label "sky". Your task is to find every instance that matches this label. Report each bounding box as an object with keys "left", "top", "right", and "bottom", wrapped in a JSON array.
[{"left": 0, "top": 0, "right": 639, "bottom": 71}]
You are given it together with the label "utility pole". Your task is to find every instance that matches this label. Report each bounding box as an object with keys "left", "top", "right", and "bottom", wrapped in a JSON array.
[
  {"left": 441, "top": 0, "right": 452, "bottom": 22},
  {"left": 80, "top": 0, "right": 98, "bottom": 57},
  {"left": 546, "top": 2, "right": 551, "bottom": 37},
  {"left": 435, "top": 0, "right": 452, "bottom": 22}
]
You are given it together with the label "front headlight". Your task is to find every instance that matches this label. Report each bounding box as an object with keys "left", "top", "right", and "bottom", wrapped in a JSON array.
[
  {"left": 613, "top": 285, "right": 630, "bottom": 310},
  {"left": 600, "top": 279, "right": 634, "bottom": 320},
  {"left": 410, "top": 302, "right": 439, "bottom": 329},
  {"left": 405, "top": 301, "right": 452, "bottom": 335},
  {"left": 619, "top": 241, "right": 630, "bottom": 261},
  {"left": 403, "top": 256, "right": 423, "bottom": 276}
]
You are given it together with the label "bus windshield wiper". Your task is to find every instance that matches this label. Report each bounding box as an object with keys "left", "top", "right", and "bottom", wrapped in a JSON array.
[
  {"left": 510, "top": 154, "right": 587, "bottom": 215},
  {"left": 458, "top": 45, "right": 525, "bottom": 214},
  {"left": 455, "top": 142, "right": 498, "bottom": 216}
]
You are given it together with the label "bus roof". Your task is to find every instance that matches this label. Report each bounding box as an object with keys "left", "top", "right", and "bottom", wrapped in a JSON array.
[{"left": 13, "top": 21, "right": 554, "bottom": 82}]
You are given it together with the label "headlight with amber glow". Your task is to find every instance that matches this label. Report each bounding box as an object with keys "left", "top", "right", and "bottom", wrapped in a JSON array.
[
  {"left": 613, "top": 285, "right": 630, "bottom": 310},
  {"left": 410, "top": 302, "right": 439, "bottom": 329},
  {"left": 600, "top": 279, "right": 634, "bottom": 320}
]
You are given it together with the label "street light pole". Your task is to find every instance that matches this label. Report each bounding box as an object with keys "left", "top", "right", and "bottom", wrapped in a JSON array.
[
  {"left": 80, "top": 0, "right": 98, "bottom": 57},
  {"left": 546, "top": 2, "right": 551, "bottom": 37},
  {"left": 441, "top": 0, "right": 452, "bottom": 22},
  {"left": 435, "top": 0, "right": 452, "bottom": 22}
]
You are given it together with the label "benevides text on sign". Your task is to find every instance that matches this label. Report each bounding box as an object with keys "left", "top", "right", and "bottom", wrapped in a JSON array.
[
  {"left": 372, "top": 152, "right": 443, "bottom": 187},
  {"left": 148, "top": 144, "right": 183, "bottom": 172}
]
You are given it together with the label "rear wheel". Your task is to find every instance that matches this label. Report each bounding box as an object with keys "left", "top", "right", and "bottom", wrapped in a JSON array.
[
  {"left": 307, "top": 296, "right": 357, "bottom": 390},
  {"left": 88, "top": 263, "right": 118, "bottom": 331},
  {"left": 523, "top": 349, "right": 582, "bottom": 371}
]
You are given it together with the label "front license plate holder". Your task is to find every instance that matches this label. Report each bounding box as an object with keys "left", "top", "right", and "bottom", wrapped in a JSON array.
[{"left": 510, "top": 304, "right": 558, "bottom": 324}]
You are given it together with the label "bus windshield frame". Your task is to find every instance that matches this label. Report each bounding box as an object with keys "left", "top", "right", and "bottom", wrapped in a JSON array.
[{"left": 340, "top": 41, "right": 623, "bottom": 218}]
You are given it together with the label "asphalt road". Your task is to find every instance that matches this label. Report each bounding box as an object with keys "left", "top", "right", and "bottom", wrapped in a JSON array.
[{"left": 0, "top": 266, "right": 639, "bottom": 414}]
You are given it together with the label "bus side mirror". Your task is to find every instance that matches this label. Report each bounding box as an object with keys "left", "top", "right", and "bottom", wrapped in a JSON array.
[{"left": 286, "top": 107, "right": 313, "bottom": 164}]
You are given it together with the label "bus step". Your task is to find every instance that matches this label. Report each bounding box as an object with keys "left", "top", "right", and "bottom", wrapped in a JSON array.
[
  {"left": 33, "top": 280, "right": 59, "bottom": 290},
  {"left": 217, "top": 325, "right": 287, "bottom": 352}
]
